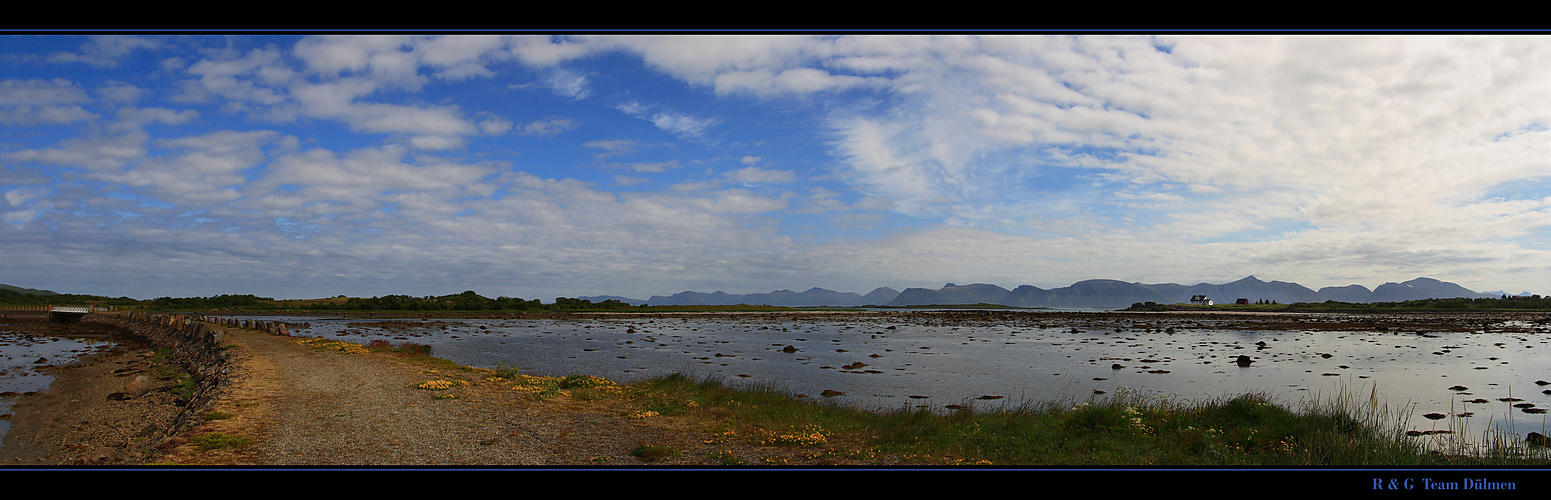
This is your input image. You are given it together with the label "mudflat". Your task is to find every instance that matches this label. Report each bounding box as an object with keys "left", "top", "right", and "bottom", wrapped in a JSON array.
[{"left": 0, "top": 334, "right": 184, "bottom": 465}]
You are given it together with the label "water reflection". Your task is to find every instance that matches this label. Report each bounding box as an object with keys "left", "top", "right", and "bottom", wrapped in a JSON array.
[
  {"left": 251, "top": 312, "right": 1551, "bottom": 451},
  {"left": 0, "top": 320, "right": 118, "bottom": 444}
]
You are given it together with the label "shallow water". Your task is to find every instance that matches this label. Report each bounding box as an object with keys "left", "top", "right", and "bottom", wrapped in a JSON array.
[
  {"left": 9, "top": 311, "right": 1545, "bottom": 454},
  {"left": 254, "top": 312, "right": 1551, "bottom": 451},
  {"left": 0, "top": 322, "right": 118, "bottom": 445}
]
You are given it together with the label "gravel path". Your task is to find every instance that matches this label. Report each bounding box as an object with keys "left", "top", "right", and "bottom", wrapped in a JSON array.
[{"left": 161, "top": 325, "right": 705, "bottom": 466}]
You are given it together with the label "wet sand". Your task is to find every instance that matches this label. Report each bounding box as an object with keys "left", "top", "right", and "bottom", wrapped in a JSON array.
[{"left": 0, "top": 327, "right": 186, "bottom": 465}]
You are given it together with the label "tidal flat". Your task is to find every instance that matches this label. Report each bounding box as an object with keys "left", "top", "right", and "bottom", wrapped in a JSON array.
[
  {"left": 250, "top": 310, "right": 1551, "bottom": 451},
  {"left": 10, "top": 310, "right": 1549, "bottom": 455},
  {"left": 0, "top": 319, "right": 120, "bottom": 442}
]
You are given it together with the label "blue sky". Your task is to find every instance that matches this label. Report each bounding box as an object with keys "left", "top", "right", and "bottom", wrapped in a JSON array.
[{"left": 2, "top": 34, "right": 1549, "bottom": 300}]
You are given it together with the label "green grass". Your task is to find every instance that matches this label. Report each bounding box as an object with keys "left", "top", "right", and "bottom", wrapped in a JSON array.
[
  {"left": 624, "top": 374, "right": 1551, "bottom": 466},
  {"left": 491, "top": 363, "right": 521, "bottom": 380},
  {"left": 190, "top": 432, "right": 253, "bottom": 451},
  {"left": 149, "top": 347, "right": 198, "bottom": 399}
]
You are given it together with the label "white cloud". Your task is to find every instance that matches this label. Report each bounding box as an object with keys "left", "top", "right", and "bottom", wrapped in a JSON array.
[
  {"left": 97, "top": 81, "right": 148, "bottom": 104},
  {"left": 544, "top": 69, "right": 590, "bottom": 99},
  {"left": 613, "top": 175, "right": 649, "bottom": 186},
  {"left": 649, "top": 112, "right": 718, "bottom": 137},
  {"left": 516, "top": 117, "right": 576, "bottom": 137},
  {"left": 583, "top": 139, "right": 639, "bottom": 159},
  {"left": 504, "top": 35, "right": 595, "bottom": 67},
  {"left": 726, "top": 166, "right": 795, "bottom": 184},
  {"left": 105, "top": 130, "right": 279, "bottom": 205},
  {"left": 479, "top": 117, "right": 513, "bottom": 135},
  {"left": 628, "top": 160, "right": 679, "bottom": 173},
  {"left": 116, "top": 107, "right": 199, "bottom": 126},
  {"left": 46, "top": 35, "right": 161, "bottom": 67},
  {"left": 3, "top": 131, "right": 149, "bottom": 170},
  {"left": 614, "top": 100, "right": 651, "bottom": 115},
  {"left": 293, "top": 35, "right": 425, "bottom": 89},
  {"left": 0, "top": 78, "right": 97, "bottom": 126},
  {"left": 177, "top": 40, "right": 489, "bottom": 150}
]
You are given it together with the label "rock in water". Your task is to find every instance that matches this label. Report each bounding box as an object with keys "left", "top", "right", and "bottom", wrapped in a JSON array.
[
  {"left": 820, "top": 389, "right": 845, "bottom": 397},
  {"left": 1235, "top": 355, "right": 1253, "bottom": 367},
  {"left": 1528, "top": 432, "right": 1551, "bottom": 447}
]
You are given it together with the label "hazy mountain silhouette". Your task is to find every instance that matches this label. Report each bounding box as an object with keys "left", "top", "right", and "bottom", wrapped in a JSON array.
[
  {"left": 861, "top": 286, "right": 900, "bottom": 305},
  {"left": 625, "top": 276, "right": 1498, "bottom": 307},
  {"left": 0, "top": 283, "right": 58, "bottom": 295},
  {"left": 1367, "top": 277, "right": 1493, "bottom": 303},
  {"left": 887, "top": 283, "right": 1012, "bottom": 306},
  {"left": 642, "top": 286, "right": 902, "bottom": 307}
]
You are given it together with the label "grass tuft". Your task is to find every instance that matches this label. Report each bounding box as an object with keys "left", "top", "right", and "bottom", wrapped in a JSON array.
[
  {"left": 190, "top": 432, "right": 253, "bottom": 451},
  {"left": 203, "top": 410, "right": 236, "bottom": 420}
]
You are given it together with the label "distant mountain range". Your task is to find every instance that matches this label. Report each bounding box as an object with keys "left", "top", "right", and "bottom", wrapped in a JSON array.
[
  {"left": 3, "top": 276, "right": 1516, "bottom": 309},
  {"left": 595, "top": 276, "right": 1507, "bottom": 308}
]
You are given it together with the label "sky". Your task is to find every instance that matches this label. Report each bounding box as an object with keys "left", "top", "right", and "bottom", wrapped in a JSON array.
[{"left": 2, "top": 34, "right": 1549, "bottom": 300}]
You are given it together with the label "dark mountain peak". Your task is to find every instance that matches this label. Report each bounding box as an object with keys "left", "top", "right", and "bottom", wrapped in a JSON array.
[
  {"left": 943, "top": 283, "right": 957, "bottom": 288},
  {"left": 950, "top": 283, "right": 1007, "bottom": 290}
]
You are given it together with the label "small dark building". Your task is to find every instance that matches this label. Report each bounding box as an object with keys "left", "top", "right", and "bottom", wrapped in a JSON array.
[{"left": 1235, "top": 298, "right": 1250, "bottom": 305}]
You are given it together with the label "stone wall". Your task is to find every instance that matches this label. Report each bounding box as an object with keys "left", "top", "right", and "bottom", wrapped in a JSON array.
[{"left": 78, "top": 311, "right": 238, "bottom": 443}]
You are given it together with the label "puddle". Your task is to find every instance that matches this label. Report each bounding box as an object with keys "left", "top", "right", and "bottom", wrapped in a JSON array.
[{"left": 0, "top": 320, "right": 119, "bottom": 446}]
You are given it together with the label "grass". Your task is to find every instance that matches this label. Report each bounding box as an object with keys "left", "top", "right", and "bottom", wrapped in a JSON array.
[
  {"left": 203, "top": 410, "right": 236, "bottom": 420},
  {"left": 583, "top": 373, "right": 1551, "bottom": 466},
  {"left": 357, "top": 338, "right": 465, "bottom": 370},
  {"left": 190, "top": 432, "right": 253, "bottom": 451},
  {"left": 150, "top": 347, "right": 197, "bottom": 399}
]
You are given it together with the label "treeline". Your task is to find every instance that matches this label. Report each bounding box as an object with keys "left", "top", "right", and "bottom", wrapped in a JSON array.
[
  {"left": 2, "top": 287, "right": 794, "bottom": 312},
  {"left": 138, "top": 290, "right": 644, "bottom": 312},
  {"left": 310, "top": 291, "right": 641, "bottom": 312},
  {"left": 148, "top": 294, "right": 277, "bottom": 310},
  {"left": 0, "top": 288, "right": 139, "bottom": 307}
]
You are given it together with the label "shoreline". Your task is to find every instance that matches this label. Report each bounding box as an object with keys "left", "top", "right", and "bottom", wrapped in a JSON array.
[
  {"left": 3, "top": 309, "right": 1549, "bottom": 466},
  {"left": 0, "top": 333, "right": 185, "bottom": 465}
]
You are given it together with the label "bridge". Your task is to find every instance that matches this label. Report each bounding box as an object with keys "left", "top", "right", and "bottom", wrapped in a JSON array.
[{"left": 48, "top": 305, "right": 92, "bottom": 322}]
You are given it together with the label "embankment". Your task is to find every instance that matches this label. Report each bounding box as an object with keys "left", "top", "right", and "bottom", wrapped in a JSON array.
[{"left": 0, "top": 310, "right": 296, "bottom": 458}]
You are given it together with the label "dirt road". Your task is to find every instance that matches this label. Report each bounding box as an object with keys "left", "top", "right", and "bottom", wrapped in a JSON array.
[{"left": 3, "top": 322, "right": 706, "bottom": 466}]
